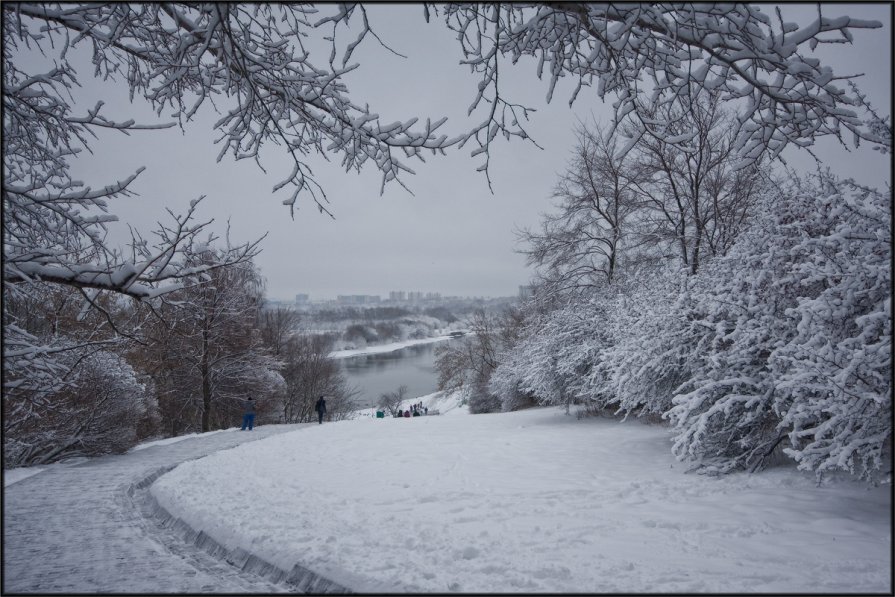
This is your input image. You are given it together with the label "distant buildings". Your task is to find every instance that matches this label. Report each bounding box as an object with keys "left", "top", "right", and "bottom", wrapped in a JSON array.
[
  {"left": 389, "top": 290, "right": 442, "bottom": 303},
  {"left": 278, "top": 290, "right": 515, "bottom": 310},
  {"left": 337, "top": 294, "right": 381, "bottom": 305}
]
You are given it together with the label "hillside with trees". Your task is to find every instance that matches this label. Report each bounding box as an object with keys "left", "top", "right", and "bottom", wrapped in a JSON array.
[{"left": 3, "top": 4, "right": 889, "bottom": 479}]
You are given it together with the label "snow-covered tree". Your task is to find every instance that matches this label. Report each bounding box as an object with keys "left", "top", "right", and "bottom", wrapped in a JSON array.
[
  {"left": 663, "top": 227, "right": 797, "bottom": 474},
  {"left": 597, "top": 268, "right": 700, "bottom": 419},
  {"left": 3, "top": 10, "right": 263, "bottom": 308},
  {"left": 509, "top": 95, "right": 772, "bottom": 417},
  {"left": 138, "top": 250, "right": 281, "bottom": 434},
  {"left": 771, "top": 176, "right": 891, "bottom": 481},
  {"left": 519, "top": 122, "right": 640, "bottom": 292},
  {"left": 4, "top": 2, "right": 885, "bottom": 233},
  {"left": 2, "top": 278, "right": 153, "bottom": 454},
  {"left": 435, "top": 3, "right": 887, "bottom": 165},
  {"left": 379, "top": 385, "right": 409, "bottom": 418},
  {"left": 490, "top": 291, "right": 611, "bottom": 414},
  {"left": 277, "top": 333, "right": 358, "bottom": 424},
  {"left": 666, "top": 174, "right": 891, "bottom": 480},
  {"left": 628, "top": 90, "right": 771, "bottom": 274},
  {"left": 258, "top": 306, "right": 301, "bottom": 357},
  {"left": 4, "top": 348, "right": 155, "bottom": 467},
  {"left": 435, "top": 307, "right": 523, "bottom": 413}
]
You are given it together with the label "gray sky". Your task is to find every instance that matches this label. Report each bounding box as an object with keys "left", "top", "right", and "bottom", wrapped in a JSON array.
[{"left": 54, "top": 4, "right": 892, "bottom": 301}]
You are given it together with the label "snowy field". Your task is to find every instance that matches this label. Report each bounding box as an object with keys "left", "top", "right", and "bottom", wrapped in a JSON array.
[{"left": 150, "top": 396, "right": 891, "bottom": 593}]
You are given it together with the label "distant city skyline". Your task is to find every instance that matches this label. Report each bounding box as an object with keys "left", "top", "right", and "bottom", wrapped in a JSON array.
[{"left": 270, "top": 289, "right": 515, "bottom": 303}]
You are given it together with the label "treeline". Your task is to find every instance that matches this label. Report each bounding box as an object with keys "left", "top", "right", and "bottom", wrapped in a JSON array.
[
  {"left": 3, "top": 250, "right": 357, "bottom": 468},
  {"left": 342, "top": 317, "right": 446, "bottom": 347},
  {"left": 313, "top": 305, "right": 461, "bottom": 323},
  {"left": 314, "top": 306, "right": 414, "bottom": 321},
  {"left": 307, "top": 305, "right": 463, "bottom": 349},
  {"left": 436, "top": 94, "right": 891, "bottom": 483}
]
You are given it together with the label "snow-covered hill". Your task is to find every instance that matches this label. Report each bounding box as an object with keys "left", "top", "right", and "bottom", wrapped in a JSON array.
[{"left": 150, "top": 404, "right": 891, "bottom": 593}]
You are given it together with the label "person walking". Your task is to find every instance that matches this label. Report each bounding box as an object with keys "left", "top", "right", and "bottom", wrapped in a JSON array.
[
  {"left": 241, "top": 397, "right": 256, "bottom": 431},
  {"left": 315, "top": 395, "right": 327, "bottom": 424}
]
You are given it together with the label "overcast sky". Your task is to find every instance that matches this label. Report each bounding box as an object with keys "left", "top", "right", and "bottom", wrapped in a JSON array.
[{"left": 49, "top": 4, "right": 893, "bottom": 301}]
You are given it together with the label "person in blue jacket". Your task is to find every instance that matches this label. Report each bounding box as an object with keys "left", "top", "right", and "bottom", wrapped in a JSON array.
[{"left": 241, "top": 397, "right": 256, "bottom": 431}]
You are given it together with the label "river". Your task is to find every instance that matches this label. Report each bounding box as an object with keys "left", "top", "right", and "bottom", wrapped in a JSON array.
[{"left": 337, "top": 338, "right": 453, "bottom": 409}]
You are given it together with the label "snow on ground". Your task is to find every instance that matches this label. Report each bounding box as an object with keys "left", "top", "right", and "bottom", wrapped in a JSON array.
[
  {"left": 5, "top": 429, "right": 239, "bottom": 487},
  {"left": 4, "top": 456, "right": 91, "bottom": 487},
  {"left": 328, "top": 334, "right": 456, "bottom": 360},
  {"left": 4, "top": 466, "right": 47, "bottom": 487},
  {"left": 128, "top": 429, "right": 231, "bottom": 452},
  {"left": 150, "top": 403, "right": 891, "bottom": 593},
  {"left": 354, "top": 390, "right": 469, "bottom": 419}
]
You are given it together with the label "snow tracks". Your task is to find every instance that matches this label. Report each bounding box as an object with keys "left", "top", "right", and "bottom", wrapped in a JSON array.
[{"left": 3, "top": 424, "right": 350, "bottom": 594}]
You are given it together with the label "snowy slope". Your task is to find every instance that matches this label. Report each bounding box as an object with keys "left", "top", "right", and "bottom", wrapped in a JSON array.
[{"left": 150, "top": 405, "right": 891, "bottom": 593}]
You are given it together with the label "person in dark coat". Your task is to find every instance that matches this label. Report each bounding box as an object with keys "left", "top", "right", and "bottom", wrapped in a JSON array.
[
  {"left": 241, "top": 397, "right": 256, "bottom": 431},
  {"left": 315, "top": 395, "right": 327, "bottom": 424}
]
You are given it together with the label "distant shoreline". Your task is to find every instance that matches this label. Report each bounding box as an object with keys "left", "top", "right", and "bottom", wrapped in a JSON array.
[{"left": 328, "top": 334, "right": 460, "bottom": 360}]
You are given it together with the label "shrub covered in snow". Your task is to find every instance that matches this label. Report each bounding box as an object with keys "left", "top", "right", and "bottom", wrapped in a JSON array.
[
  {"left": 665, "top": 175, "right": 891, "bottom": 481},
  {"left": 4, "top": 348, "right": 155, "bottom": 467},
  {"left": 499, "top": 172, "right": 891, "bottom": 483}
]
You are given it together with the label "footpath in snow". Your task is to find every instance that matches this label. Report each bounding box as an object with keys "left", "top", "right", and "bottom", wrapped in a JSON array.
[
  {"left": 3, "top": 424, "right": 318, "bottom": 594},
  {"left": 151, "top": 397, "right": 892, "bottom": 594}
]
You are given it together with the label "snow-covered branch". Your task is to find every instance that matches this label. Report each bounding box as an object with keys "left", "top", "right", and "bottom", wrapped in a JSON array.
[
  {"left": 4, "top": 190, "right": 263, "bottom": 302},
  {"left": 435, "top": 3, "right": 883, "bottom": 164},
  {"left": 5, "top": 3, "right": 465, "bottom": 216}
]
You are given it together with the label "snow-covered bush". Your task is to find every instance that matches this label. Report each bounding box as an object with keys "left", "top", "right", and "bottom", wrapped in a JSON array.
[
  {"left": 490, "top": 295, "right": 608, "bottom": 413},
  {"left": 667, "top": 175, "right": 892, "bottom": 480},
  {"left": 4, "top": 348, "right": 154, "bottom": 467},
  {"left": 771, "top": 178, "right": 892, "bottom": 480},
  {"left": 435, "top": 308, "right": 522, "bottom": 413},
  {"left": 598, "top": 269, "right": 698, "bottom": 419},
  {"left": 503, "top": 165, "right": 889, "bottom": 484},
  {"left": 664, "top": 217, "right": 797, "bottom": 474},
  {"left": 344, "top": 324, "right": 379, "bottom": 346}
]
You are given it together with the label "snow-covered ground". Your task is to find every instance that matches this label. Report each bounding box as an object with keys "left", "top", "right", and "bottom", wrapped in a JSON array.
[
  {"left": 150, "top": 394, "right": 891, "bottom": 593},
  {"left": 4, "top": 466, "right": 50, "bottom": 487},
  {"left": 128, "top": 427, "right": 238, "bottom": 452},
  {"left": 128, "top": 429, "right": 230, "bottom": 452},
  {"left": 4, "top": 457, "right": 91, "bottom": 488},
  {"left": 4, "top": 430, "right": 237, "bottom": 488}
]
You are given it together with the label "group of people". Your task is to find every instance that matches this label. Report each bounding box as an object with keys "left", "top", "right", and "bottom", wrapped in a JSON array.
[
  {"left": 239, "top": 394, "right": 436, "bottom": 429},
  {"left": 396, "top": 402, "right": 427, "bottom": 418},
  {"left": 239, "top": 395, "right": 328, "bottom": 431}
]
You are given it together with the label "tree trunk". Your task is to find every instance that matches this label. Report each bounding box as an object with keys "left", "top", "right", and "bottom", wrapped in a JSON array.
[{"left": 201, "top": 325, "right": 211, "bottom": 432}]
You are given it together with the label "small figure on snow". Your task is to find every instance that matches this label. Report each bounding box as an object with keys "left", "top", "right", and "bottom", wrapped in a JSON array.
[
  {"left": 241, "top": 397, "right": 256, "bottom": 431},
  {"left": 315, "top": 395, "right": 327, "bottom": 424}
]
